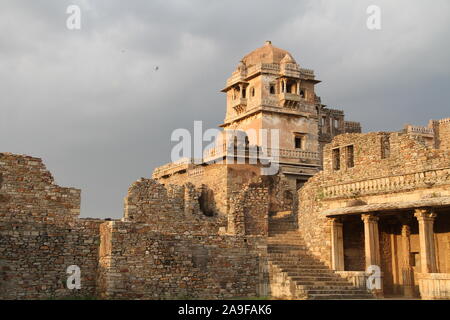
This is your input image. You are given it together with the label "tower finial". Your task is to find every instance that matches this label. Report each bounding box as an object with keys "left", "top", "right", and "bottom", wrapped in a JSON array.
[{"left": 265, "top": 40, "right": 272, "bottom": 45}]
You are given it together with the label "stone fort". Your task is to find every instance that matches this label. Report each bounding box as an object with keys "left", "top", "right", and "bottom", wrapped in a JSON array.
[{"left": 1, "top": 42, "right": 449, "bottom": 300}]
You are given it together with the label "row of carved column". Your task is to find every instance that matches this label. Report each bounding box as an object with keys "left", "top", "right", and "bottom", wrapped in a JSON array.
[
  {"left": 280, "top": 78, "right": 301, "bottom": 95},
  {"left": 330, "top": 208, "right": 438, "bottom": 296}
]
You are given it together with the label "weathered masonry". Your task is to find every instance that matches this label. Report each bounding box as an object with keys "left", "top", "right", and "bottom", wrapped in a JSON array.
[
  {"left": 153, "top": 41, "right": 360, "bottom": 217},
  {"left": 298, "top": 118, "right": 450, "bottom": 299},
  {"left": 1, "top": 42, "right": 449, "bottom": 300},
  {"left": 0, "top": 153, "right": 270, "bottom": 299}
]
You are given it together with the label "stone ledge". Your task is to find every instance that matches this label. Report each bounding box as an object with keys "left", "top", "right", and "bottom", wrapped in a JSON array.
[{"left": 321, "top": 196, "right": 450, "bottom": 217}]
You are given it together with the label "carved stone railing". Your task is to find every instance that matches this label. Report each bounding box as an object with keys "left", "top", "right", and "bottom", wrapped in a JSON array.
[
  {"left": 261, "top": 63, "right": 280, "bottom": 71},
  {"left": 322, "top": 167, "right": 450, "bottom": 199},
  {"left": 279, "top": 92, "right": 301, "bottom": 102},
  {"left": 154, "top": 145, "right": 321, "bottom": 178},
  {"left": 261, "top": 99, "right": 278, "bottom": 107},
  {"left": 300, "top": 68, "right": 314, "bottom": 75},
  {"left": 417, "top": 273, "right": 450, "bottom": 300},
  {"left": 405, "top": 125, "right": 434, "bottom": 136},
  {"left": 226, "top": 71, "right": 247, "bottom": 87},
  {"left": 438, "top": 118, "right": 450, "bottom": 124},
  {"left": 244, "top": 63, "right": 280, "bottom": 78},
  {"left": 152, "top": 158, "right": 193, "bottom": 179},
  {"left": 265, "top": 148, "right": 320, "bottom": 161},
  {"left": 203, "top": 145, "right": 262, "bottom": 163},
  {"left": 187, "top": 167, "right": 204, "bottom": 177}
]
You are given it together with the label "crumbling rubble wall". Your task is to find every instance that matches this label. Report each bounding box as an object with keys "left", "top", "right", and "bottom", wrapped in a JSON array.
[{"left": 0, "top": 153, "right": 101, "bottom": 299}]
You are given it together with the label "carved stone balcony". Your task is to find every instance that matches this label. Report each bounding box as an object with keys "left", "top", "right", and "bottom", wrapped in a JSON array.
[
  {"left": 279, "top": 92, "right": 302, "bottom": 109},
  {"left": 232, "top": 98, "right": 247, "bottom": 115}
]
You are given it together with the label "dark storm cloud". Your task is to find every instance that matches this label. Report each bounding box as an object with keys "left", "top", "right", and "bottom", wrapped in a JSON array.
[{"left": 1, "top": 0, "right": 449, "bottom": 218}]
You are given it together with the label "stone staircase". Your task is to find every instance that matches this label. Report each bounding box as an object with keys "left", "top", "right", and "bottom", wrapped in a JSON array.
[{"left": 268, "top": 212, "right": 374, "bottom": 300}]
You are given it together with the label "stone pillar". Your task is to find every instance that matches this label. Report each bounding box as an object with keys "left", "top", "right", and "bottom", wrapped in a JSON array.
[
  {"left": 362, "top": 214, "right": 383, "bottom": 297},
  {"left": 361, "top": 214, "right": 381, "bottom": 268},
  {"left": 330, "top": 218, "right": 345, "bottom": 271},
  {"left": 414, "top": 209, "right": 437, "bottom": 273},
  {"left": 400, "top": 223, "right": 415, "bottom": 297}
]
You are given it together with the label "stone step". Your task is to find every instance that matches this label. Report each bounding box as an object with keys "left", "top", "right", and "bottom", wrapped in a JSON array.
[
  {"left": 276, "top": 266, "right": 332, "bottom": 272},
  {"left": 268, "top": 248, "right": 308, "bottom": 252},
  {"left": 268, "top": 250, "right": 309, "bottom": 255},
  {"left": 267, "top": 239, "right": 304, "bottom": 243},
  {"left": 308, "top": 294, "right": 374, "bottom": 300},
  {"left": 290, "top": 276, "right": 348, "bottom": 282},
  {"left": 297, "top": 285, "right": 363, "bottom": 291},
  {"left": 270, "top": 223, "right": 296, "bottom": 225},
  {"left": 275, "top": 264, "right": 330, "bottom": 270},
  {"left": 294, "top": 281, "right": 354, "bottom": 287},
  {"left": 269, "top": 230, "right": 301, "bottom": 239},
  {"left": 269, "top": 226, "right": 298, "bottom": 230},
  {"left": 269, "top": 257, "right": 323, "bottom": 266},
  {"left": 286, "top": 271, "right": 340, "bottom": 277},
  {"left": 269, "top": 227, "right": 298, "bottom": 232},
  {"left": 304, "top": 289, "right": 370, "bottom": 295},
  {"left": 268, "top": 235, "right": 302, "bottom": 238},
  {"left": 267, "top": 230, "right": 372, "bottom": 300},
  {"left": 267, "top": 237, "right": 303, "bottom": 241},
  {"left": 270, "top": 256, "right": 324, "bottom": 262},
  {"left": 268, "top": 246, "right": 307, "bottom": 250}
]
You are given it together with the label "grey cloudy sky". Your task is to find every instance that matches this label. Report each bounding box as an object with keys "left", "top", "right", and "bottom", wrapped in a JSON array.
[{"left": 1, "top": 0, "right": 449, "bottom": 219}]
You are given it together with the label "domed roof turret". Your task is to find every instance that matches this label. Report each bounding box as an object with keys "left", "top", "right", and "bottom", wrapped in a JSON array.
[{"left": 241, "top": 41, "right": 296, "bottom": 67}]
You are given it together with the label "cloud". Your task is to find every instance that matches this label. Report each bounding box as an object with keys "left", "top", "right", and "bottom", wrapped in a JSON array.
[{"left": 0, "top": 0, "right": 449, "bottom": 218}]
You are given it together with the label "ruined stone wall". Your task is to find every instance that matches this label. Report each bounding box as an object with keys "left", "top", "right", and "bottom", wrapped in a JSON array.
[
  {"left": 228, "top": 178, "right": 269, "bottom": 236},
  {"left": 97, "top": 221, "right": 268, "bottom": 299},
  {"left": 0, "top": 219, "right": 102, "bottom": 299},
  {"left": 436, "top": 118, "right": 450, "bottom": 151},
  {"left": 0, "top": 153, "right": 81, "bottom": 223},
  {"left": 155, "top": 164, "right": 229, "bottom": 216},
  {"left": 0, "top": 153, "right": 272, "bottom": 299},
  {"left": 0, "top": 153, "right": 102, "bottom": 299},
  {"left": 96, "top": 176, "right": 271, "bottom": 299},
  {"left": 124, "top": 178, "right": 227, "bottom": 234}
]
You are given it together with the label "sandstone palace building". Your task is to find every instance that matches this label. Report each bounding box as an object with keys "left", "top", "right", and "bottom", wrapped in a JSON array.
[{"left": 1, "top": 42, "right": 449, "bottom": 300}]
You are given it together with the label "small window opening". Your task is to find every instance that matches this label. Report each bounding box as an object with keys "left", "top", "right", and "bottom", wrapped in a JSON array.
[
  {"left": 332, "top": 148, "right": 340, "bottom": 171},
  {"left": 251, "top": 87, "right": 255, "bottom": 97},
  {"left": 296, "top": 179, "right": 305, "bottom": 191},
  {"left": 270, "top": 84, "right": 275, "bottom": 94},
  {"left": 294, "top": 134, "right": 305, "bottom": 149},
  {"left": 381, "top": 135, "right": 390, "bottom": 159},
  {"left": 346, "top": 145, "right": 354, "bottom": 168},
  {"left": 300, "top": 90, "right": 305, "bottom": 98},
  {"left": 199, "top": 189, "right": 214, "bottom": 217}
]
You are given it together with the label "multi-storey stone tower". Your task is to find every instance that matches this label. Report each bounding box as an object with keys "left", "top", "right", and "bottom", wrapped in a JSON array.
[
  {"left": 153, "top": 41, "right": 361, "bottom": 214},
  {"left": 219, "top": 41, "right": 360, "bottom": 189}
]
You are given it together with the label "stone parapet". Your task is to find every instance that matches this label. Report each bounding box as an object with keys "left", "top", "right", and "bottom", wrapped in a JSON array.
[
  {"left": 417, "top": 273, "right": 450, "bottom": 300},
  {"left": 322, "top": 167, "right": 450, "bottom": 200}
]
